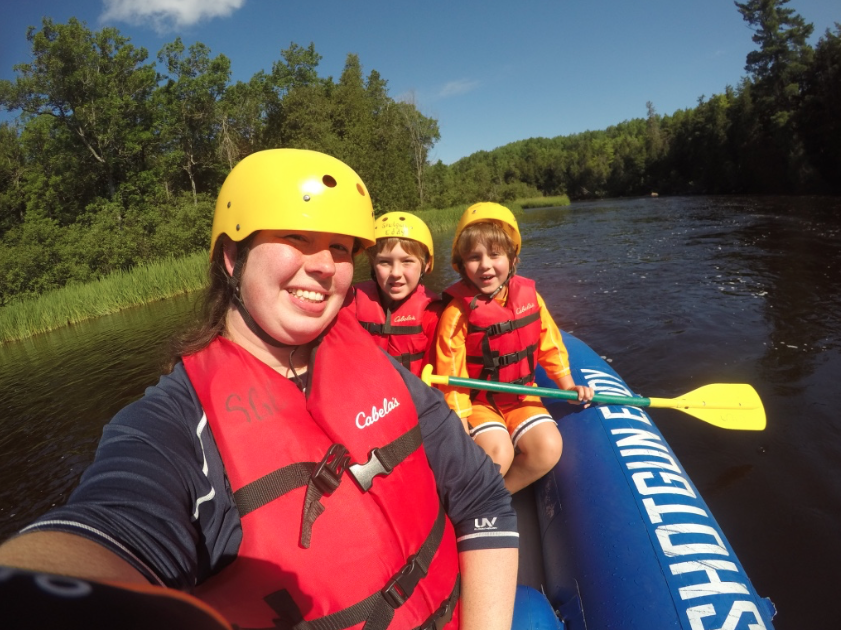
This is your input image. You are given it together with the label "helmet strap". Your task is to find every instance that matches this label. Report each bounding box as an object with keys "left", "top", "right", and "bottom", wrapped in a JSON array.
[{"left": 469, "top": 269, "right": 515, "bottom": 310}]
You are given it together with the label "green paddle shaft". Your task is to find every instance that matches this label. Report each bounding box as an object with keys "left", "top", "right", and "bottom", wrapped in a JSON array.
[
  {"left": 437, "top": 375, "right": 648, "bottom": 406},
  {"left": 421, "top": 366, "right": 766, "bottom": 431}
]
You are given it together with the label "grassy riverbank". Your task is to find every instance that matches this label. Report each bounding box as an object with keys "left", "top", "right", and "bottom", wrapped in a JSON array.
[
  {"left": 0, "top": 196, "right": 570, "bottom": 343},
  {"left": 414, "top": 195, "right": 570, "bottom": 231},
  {"left": 0, "top": 253, "right": 208, "bottom": 343},
  {"left": 517, "top": 195, "right": 571, "bottom": 210}
]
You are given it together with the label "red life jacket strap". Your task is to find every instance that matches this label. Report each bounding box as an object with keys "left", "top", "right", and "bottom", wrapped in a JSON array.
[
  {"left": 467, "top": 343, "right": 539, "bottom": 370},
  {"left": 233, "top": 427, "right": 424, "bottom": 547},
  {"left": 467, "top": 309, "right": 540, "bottom": 337},
  {"left": 348, "top": 425, "right": 422, "bottom": 492},
  {"left": 300, "top": 443, "right": 350, "bottom": 547},
  {"left": 234, "top": 442, "right": 351, "bottom": 520},
  {"left": 251, "top": 505, "right": 450, "bottom": 630},
  {"left": 234, "top": 462, "right": 315, "bottom": 517},
  {"left": 393, "top": 351, "right": 425, "bottom": 371},
  {"left": 413, "top": 575, "right": 460, "bottom": 630},
  {"left": 360, "top": 321, "right": 424, "bottom": 336}
]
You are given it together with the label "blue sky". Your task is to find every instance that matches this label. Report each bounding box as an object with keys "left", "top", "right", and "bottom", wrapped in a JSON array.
[{"left": 2, "top": 0, "right": 838, "bottom": 165}]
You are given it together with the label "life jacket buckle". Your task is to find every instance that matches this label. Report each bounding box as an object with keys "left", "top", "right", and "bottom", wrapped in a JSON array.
[
  {"left": 488, "top": 320, "right": 514, "bottom": 336},
  {"left": 382, "top": 554, "right": 424, "bottom": 609},
  {"left": 348, "top": 448, "right": 392, "bottom": 492},
  {"left": 363, "top": 322, "right": 385, "bottom": 335},
  {"left": 495, "top": 351, "right": 521, "bottom": 367},
  {"left": 419, "top": 592, "right": 456, "bottom": 630},
  {"left": 311, "top": 444, "right": 350, "bottom": 496}
]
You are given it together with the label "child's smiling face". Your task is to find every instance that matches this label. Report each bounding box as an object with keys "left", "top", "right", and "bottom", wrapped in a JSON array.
[
  {"left": 373, "top": 243, "right": 428, "bottom": 307},
  {"left": 463, "top": 241, "right": 512, "bottom": 295}
]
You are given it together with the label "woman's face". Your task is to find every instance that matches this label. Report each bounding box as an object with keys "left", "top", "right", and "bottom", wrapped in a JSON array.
[{"left": 228, "top": 230, "right": 356, "bottom": 348}]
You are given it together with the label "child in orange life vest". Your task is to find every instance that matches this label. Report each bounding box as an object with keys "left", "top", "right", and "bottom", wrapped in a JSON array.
[
  {"left": 435, "top": 202, "right": 594, "bottom": 494},
  {"left": 353, "top": 211, "right": 443, "bottom": 377}
]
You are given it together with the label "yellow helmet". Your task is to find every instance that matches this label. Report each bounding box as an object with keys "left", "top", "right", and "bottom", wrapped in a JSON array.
[
  {"left": 211, "top": 148, "right": 376, "bottom": 254},
  {"left": 373, "top": 211, "right": 435, "bottom": 271},
  {"left": 451, "top": 202, "right": 521, "bottom": 271}
]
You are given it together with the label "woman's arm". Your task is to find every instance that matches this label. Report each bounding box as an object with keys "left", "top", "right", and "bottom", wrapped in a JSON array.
[
  {"left": 458, "top": 547, "right": 518, "bottom": 630},
  {"left": 0, "top": 366, "right": 230, "bottom": 589},
  {"left": 0, "top": 538, "right": 235, "bottom": 630},
  {"left": 0, "top": 531, "right": 147, "bottom": 583}
]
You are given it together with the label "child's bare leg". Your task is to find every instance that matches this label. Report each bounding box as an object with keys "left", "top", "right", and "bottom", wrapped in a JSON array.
[
  {"left": 473, "top": 430, "right": 515, "bottom": 476},
  {"left": 503, "top": 423, "right": 563, "bottom": 494}
]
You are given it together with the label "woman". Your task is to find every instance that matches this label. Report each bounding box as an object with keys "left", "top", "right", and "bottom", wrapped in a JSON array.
[{"left": 0, "top": 150, "right": 517, "bottom": 630}]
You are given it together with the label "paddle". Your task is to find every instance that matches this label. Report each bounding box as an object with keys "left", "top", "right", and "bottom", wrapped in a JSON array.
[{"left": 420, "top": 366, "right": 766, "bottom": 431}]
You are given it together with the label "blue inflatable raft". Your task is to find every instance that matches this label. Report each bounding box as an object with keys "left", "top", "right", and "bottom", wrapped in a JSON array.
[{"left": 512, "top": 331, "right": 777, "bottom": 630}]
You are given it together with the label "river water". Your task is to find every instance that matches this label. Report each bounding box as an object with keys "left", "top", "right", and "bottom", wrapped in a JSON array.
[{"left": 1, "top": 196, "right": 838, "bottom": 629}]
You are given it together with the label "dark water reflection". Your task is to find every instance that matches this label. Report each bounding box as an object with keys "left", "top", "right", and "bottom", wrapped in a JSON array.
[{"left": 1, "top": 196, "right": 839, "bottom": 629}]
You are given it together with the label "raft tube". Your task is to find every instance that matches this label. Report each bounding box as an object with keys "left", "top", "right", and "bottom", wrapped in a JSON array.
[{"left": 527, "top": 331, "right": 776, "bottom": 630}]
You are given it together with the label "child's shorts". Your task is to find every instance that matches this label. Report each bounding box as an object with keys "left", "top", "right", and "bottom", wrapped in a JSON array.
[{"left": 467, "top": 394, "right": 557, "bottom": 448}]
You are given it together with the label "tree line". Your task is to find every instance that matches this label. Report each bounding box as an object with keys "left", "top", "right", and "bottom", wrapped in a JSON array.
[
  {"left": 434, "top": 1, "right": 840, "bottom": 202},
  {"left": 1, "top": 0, "right": 839, "bottom": 306}
]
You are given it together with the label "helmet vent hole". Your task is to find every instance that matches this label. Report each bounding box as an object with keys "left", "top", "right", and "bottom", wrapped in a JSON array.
[
  {"left": 356, "top": 183, "right": 366, "bottom": 196},
  {"left": 322, "top": 175, "right": 337, "bottom": 188}
]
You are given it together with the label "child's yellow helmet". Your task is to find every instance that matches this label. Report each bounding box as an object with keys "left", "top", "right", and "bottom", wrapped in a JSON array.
[
  {"left": 451, "top": 202, "right": 522, "bottom": 271},
  {"left": 211, "top": 149, "right": 376, "bottom": 254},
  {"left": 373, "top": 212, "right": 435, "bottom": 271}
]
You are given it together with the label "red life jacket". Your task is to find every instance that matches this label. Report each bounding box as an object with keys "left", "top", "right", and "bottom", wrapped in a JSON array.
[
  {"left": 354, "top": 280, "right": 440, "bottom": 377},
  {"left": 182, "top": 308, "right": 459, "bottom": 630},
  {"left": 444, "top": 276, "right": 542, "bottom": 407}
]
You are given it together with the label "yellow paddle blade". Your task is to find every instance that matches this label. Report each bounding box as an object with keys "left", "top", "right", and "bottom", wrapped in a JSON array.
[{"left": 648, "top": 384, "right": 766, "bottom": 431}]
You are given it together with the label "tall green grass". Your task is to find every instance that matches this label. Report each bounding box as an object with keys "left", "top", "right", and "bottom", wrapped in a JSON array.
[
  {"left": 0, "top": 252, "right": 208, "bottom": 343},
  {"left": 514, "top": 195, "right": 571, "bottom": 210},
  {"left": 412, "top": 195, "right": 570, "bottom": 233},
  {"left": 412, "top": 204, "right": 471, "bottom": 232},
  {"left": 1, "top": 195, "right": 573, "bottom": 343}
]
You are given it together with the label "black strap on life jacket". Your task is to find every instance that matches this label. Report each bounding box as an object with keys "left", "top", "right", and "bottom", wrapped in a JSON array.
[
  {"left": 233, "top": 426, "right": 423, "bottom": 548},
  {"left": 468, "top": 340, "right": 539, "bottom": 385},
  {"left": 394, "top": 351, "right": 425, "bottom": 370},
  {"left": 359, "top": 307, "right": 425, "bottom": 370},
  {"left": 463, "top": 310, "right": 540, "bottom": 408},
  {"left": 414, "top": 575, "right": 460, "bottom": 630},
  {"left": 360, "top": 306, "right": 424, "bottom": 337},
  {"left": 246, "top": 505, "right": 456, "bottom": 630},
  {"left": 467, "top": 310, "right": 540, "bottom": 338},
  {"left": 466, "top": 311, "right": 540, "bottom": 380}
]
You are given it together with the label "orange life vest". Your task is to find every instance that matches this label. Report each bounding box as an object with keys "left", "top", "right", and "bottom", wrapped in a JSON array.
[
  {"left": 444, "top": 276, "right": 542, "bottom": 407},
  {"left": 354, "top": 280, "right": 440, "bottom": 376},
  {"left": 182, "top": 308, "right": 459, "bottom": 630}
]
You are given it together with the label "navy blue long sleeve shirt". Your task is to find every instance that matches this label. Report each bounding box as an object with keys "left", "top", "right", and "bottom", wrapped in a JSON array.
[{"left": 22, "top": 357, "right": 517, "bottom": 590}]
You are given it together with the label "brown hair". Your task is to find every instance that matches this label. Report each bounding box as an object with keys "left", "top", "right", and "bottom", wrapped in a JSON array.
[
  {"left": 365, "top": 237, "right": 430, "bottom": 268},
  {"left": 164, "top": 235, "right": 252, "bottom": 372},
  {"left": 452, "top": 222, "right": 518, "bottom": 281}
]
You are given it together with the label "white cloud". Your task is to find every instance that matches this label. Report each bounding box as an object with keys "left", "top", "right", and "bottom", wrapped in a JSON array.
[
  {"left": 101, "top": 0, "right": 246, "bottom": 32},
  {"left": 436, "top": 79, "right": 480, "bottom": 99}
]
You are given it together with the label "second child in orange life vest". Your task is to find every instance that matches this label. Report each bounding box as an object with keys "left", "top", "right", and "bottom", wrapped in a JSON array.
[
  {"left": 435, "top": 202, "right": 594, "bottom": 494},
  {"left": 354, "top": 212, "right": 443, "bottom": 377}
]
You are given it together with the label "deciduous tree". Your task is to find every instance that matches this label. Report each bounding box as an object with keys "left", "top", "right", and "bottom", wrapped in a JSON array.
[
  {"left": 0, "top": 18, "right": 156, "bottom": 201},
  {"left": 155, "top": 38, "right": 231, "bottom": 204}
]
